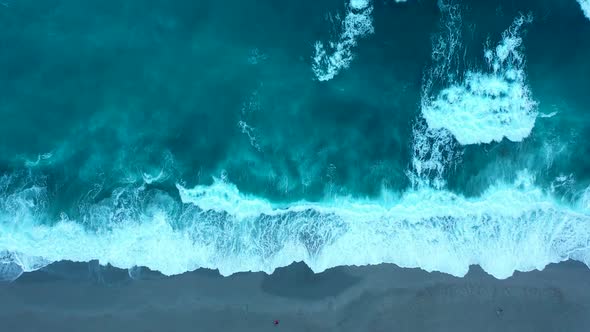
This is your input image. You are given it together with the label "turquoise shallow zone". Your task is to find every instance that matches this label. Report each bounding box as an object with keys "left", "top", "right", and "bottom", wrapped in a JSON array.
[{"left": 0, "top": 0, "right": 589, "bottom": 279}]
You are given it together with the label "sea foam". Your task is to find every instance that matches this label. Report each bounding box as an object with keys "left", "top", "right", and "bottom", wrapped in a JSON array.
[
  {"left": 579, "top": 0, "right": 590, "bottom": 20},
  {"left": 312, "top": 0, "right": 374, "bottom": 81},
  {"left": 422, "top": 14, "right": 537, "bottom": 145},
  {"left": 1, "top": 172, "right": 589, "bottom": 280}
]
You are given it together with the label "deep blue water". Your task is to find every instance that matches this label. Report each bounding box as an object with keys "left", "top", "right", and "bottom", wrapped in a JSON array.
[{"left": 1, "top": 0, "right": 589, "bottom": 280}]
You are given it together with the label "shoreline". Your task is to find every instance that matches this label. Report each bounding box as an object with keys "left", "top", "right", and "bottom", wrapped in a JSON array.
[{"left": 1, "top": 260, "right": 589, "bottom": 331}]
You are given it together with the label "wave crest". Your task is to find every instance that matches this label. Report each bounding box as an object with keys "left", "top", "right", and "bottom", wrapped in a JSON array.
[{"left": 1, "top": 172, "right": 589, "bottom": 280}]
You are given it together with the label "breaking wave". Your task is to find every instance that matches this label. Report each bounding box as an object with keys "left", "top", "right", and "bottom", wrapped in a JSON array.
[{"left": 1, "top": 172, "right": 589, "bottom": 280}]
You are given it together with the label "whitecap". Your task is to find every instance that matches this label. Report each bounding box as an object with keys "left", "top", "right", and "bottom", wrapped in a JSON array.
[{"left": 422, "top": 14, "right": 537, "bottom": 145}]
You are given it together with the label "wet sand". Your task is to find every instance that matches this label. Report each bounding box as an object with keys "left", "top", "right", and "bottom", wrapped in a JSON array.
[{"left": 1, "top": 261, "right": 589, "bottom": 332}]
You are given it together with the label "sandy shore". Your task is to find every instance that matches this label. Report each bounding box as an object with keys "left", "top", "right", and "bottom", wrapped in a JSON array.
[{"left": 1, "top": 261, "right": 589, "bottom": 331}]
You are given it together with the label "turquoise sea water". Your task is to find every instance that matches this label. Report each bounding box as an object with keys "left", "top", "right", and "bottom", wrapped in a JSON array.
[{"left": 1, "top": 0, "right": 589, "bottom": 280}]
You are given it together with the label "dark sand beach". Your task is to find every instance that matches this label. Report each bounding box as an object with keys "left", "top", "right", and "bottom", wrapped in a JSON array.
[{"left": 1, "top": 261, "right": 589, "bottom": 332}]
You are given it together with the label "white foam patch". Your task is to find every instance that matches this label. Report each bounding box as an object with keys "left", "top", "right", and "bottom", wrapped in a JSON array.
[
  {"left": 312, "top": 1, "right": 374, "bottom": 81},
  {"left": 408, "top": 121, "right": 461, "bottom": 189},
  {"left": 422, "top": 15, "right": 538, "bottom": 145},
  {"left": 349, "top": 0, "right": 369, "bottom": 9},
  {"left": 579, "top": 0, "right": 590, "bottom": 20},
  {"left": 1, "top": 172, "right": 589, "bottom": 280}
]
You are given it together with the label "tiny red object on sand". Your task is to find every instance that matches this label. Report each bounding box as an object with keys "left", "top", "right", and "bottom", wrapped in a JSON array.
[{"left": 274, "top": 320, "right": 280, "bottom": 326}]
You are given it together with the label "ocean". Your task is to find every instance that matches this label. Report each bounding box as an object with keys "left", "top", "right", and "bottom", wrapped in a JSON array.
[{"left": 1, "top": 0, "right": 589, "bottom": 281}]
